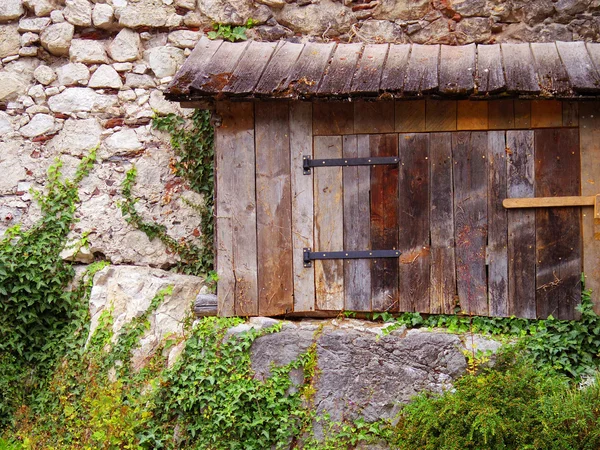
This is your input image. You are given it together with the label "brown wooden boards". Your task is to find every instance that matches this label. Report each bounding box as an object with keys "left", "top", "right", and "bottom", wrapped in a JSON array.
[
  {"left": 215, "top": 102, "right": 258, "bottom": 316},
  {"left": 477, "top": 44, "right": 505, "bottom": 94},
  {"left": 556, "top": 41, "right": 600, "bottom": 93},
  {"left": 354, "top": 101, "right": 394, "bottom": 134},
  {"left": 255, "top": 101, "right": 294, "bottom": 316},
  {"left": 380, "top": 44, "right": 410, "bottom": 92},
  {"left": 193, "top": 40, "right": 249, "bottom": 94},
  {"left": 351, "top": 44, "right": 388, "bottom": 95},
  {"left": 254, "top": 41, "right": 304, "bottom": 95},
  {"left": 453, "top": 132, "right": 488, "bottom": 315},
  {"left": 313, "top": 102, "right": 354, "bottom": 135},
  {"left": 514, "top": 100, "right": 531, "bottom": 128},
  {"left": 439, "top": 44, "right": 476, "bottom": 95},
  {"left": 530, "top": 43, "right": 571, "bottom": 95},
  {"left": 223, "top": 41, "right": 278, "bottom": 95},
  {"left": 318, "top": 43, "right": 363, "bottom": 95},
  {"left": 370, "top": 134, "right": 399, "bottom": 311},
  {"left": 488, "top": 131, "right": 508, "bottom": 317},
  {"left": 579, "top": 102, "right": 600, "bottom": 314},
  {"left": 506, "top": 130, "right": 536, "bottom": 318},
  {"left": 314, "top": 135, "right": 344, "bottom": 310},
  {"left": 170, "top": 36, "right": 222, "bottom": 95},
  {"left": 290, "top": 102, "right": 315, "bottom": 312},
  {"left": 426, "top": 99, "right": 457, "bottom": 132},
  {"left": 501, "top": 43, "right": 540, "bottom": 94},
  {"left": 395, "top": 100, "right": 426, "bottom": 132},
  {"left": 404, "top": 45, "right": 439, "bottom": 95},
  {"left": 398, "top": 133, "right": 430, "bottom": 313},
  {"left": 343, "top": 135, "right": 371, "bottom": 311},
  {"left": 457, "top": 100, "right": 488, "bottom": 130},
  {"left": 562, "top": 101, "right": 578, "bottom": 127},
  {"left": 430, "top": 132, "right": 456, "bottom": 314},
  {"left": 489, "top": 100, "right": 514, "bottom": 130},
  {"left": 283, "top": 42, "right": 336, "bottom": 95},
  {"left": 534, "top": 128, "right": 581, "bottom": 319},
  {"left": 531, "top": 100, "right": 562, "bottom": 128}
]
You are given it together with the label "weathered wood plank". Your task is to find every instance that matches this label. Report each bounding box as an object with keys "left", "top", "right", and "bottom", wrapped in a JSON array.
[
  {"left": 580, "top": 102, "right": 600, "bottom": 314},
  {"left": 453, "top": 131, "right": 488, "bottom": 315},
  {"left": 535, "top": 128, "right": 582, "bottom": 320},
  {"left": 395, "top": 100, "right": 426, "bottom": 132},
  {"left": 283, "top": 42, "right": 336, "bottom": 95},
  {"left": 404, "top": 44, "right": 440, "bottom": 95},
  {"left": 430, "top": 132, "right": 456, "bottom": 314},
  {"left": 501, "top": 43, "right": 540, "bottom": 94},
  {"left": 398, "top": 133, "right": 430, "bottom": 313},
  {"left": 556, "top": 41, "right": 600, "bottom": 93},
  {"left": 290, "top": 102, "right": 315, "bottom": 312},
  {"left": 489, "top": 100, "right": 514, "bottom": 130},
  {"left": 318, "top": 43, "right": 363, "bottom": 95},
  {"left": 313, "top": 102, "right": 354, "bottom": 135},
  {"left": 530, "top": 43, "right": 571, "bottom": 95},
  {"left": 170, "top": 36, "right": 222, "bottom": 95},
  {"left": 439, "top": 44, "right": 476, "bottom": 95},
  {"left": 562, "top": 101, "right": 578, "bottom": 127},
  {"left": 254, "top": 41, "right": 304, "bottom": 95},
  {"left": 193, "top": 40, "right": 249, "bottom": 94},
  {"left": 380, "top": 44, "right": 411, "bottom": 92},
  {"left": 255, "top": 101, "right": 294, "bottom": 316},
  {"left": 354, "top": 101, "right": 394, "bottom": 134},
  {"left": 223, "top": 41, "right": 278, "bottom": 94},
  {"left": 504, "top": 196, "right": 595, "bottom": 209},
  {"left": 531, "top": 100, "right": 562, "bottom": 128},
  {"left": 314, "top": 136, "right": 344, "bottom": 310},
  {"left": 215, "top": 102, "right": 258, "bottom": 316},
  {"left": 506, "top": 130, "right": 536, "bottom": 318},
  {"left": 426, "top": 99, "right": 457, "bottom": 132},
  {"left": 351, "top": 44, "right": 388, "bottom": 94},
  {"left": 488, "top": 131, "right": 508, "bottom": 317},
  {"left": 457, "top": 100, "right": 488, "bottom": 130},
  {"left": 514, "top": 100, "right": 531, "bottom": 128},
  {"left": 343, "top": 135, "right": 371, "bottom": 311},
  {"left": 476, "top": 44, "right": 505, "bottom": 94},
  {"left": 371, "top": 134, "right": 399, "bottom": 311}
]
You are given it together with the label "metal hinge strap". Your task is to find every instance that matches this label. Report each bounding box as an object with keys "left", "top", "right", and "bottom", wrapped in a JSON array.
[
  {"left": 303, "top": 156, "right": 399, "bottom": 175},
  {"left": 303, "top": 248, "right": 401, "bottom": 268}
]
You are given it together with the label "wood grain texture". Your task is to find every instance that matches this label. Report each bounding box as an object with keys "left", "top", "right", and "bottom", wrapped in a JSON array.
[
  {"left": 430, "top": 132, "right": 456, "bottom": 314},
  {"left": 223, "top": 41, "right": 278, "bottom": 94},
  {"left": 283, "top": 42, "right": 336, "bottom": 95},
  {"left": 193, "top": 40, "right": 249, "bottom": 93},
  {"left": 562, "top": 101, "right": 579, "bottom": 127},
  {"left": 504, "top": 196, "right": 595, "bottom": 208},
  {"left": 507, "top": 130, "right": 536, "bottom": 318},
  {"left": 535, "top": 128, "right": 582, "bottom": 320},
  {"left": 489, "top": 100, "right": 514, "bottom": 130},
  {"left": 395, "top": 100, "right": 426, "bottom": 132},
  {"left": 488, "top": 131, "right": 508, "bottom": 317},
  {"left": 439, "top": 44, "right": 476, "bottom": 95},
  {"left": 289, "top": 102, "right": 315, "bottom": 312},
  {"left": 579, "top": 102, "right": 600, "bottom": 314},
  {"left": 404, "top": 44, "right": 440, "bottom": 95},
  {"left": 531, "top": 100, "right": 562, "bottom": 128},
  {"left": 514, "top": 100, "right": 531, "bottom": 129},
  {"left": 318, "top": 43, "right": 363, "bottom": 95},
  {"left": 530, "top": 43, "right": 571, "bottom": 95},
  {"left": 354, "top": 101, "right": 394, "bottom": 134},
  {"left": 314, "top": 136, "right": 344, "bottom": 310},
  {"left": 426, "top": 99, "right": 457, "bottom": 132},
  {"left": 351, "top": 44, "right": 388, "bottom": 94},
  {"left": 313, "top": 102, "right": 354, "bottom": 135},
  {"left": 453, "top": 132, "right": 488, "bottom": 315},
  {"left": 380, "top": 44, "right": 410, "bottom": 92},
  {"left": 457, "top": 100, "right": 488, "bottom": 130},
  {"left": 476, "top": 44, "right": 505, "bottom": 94},
  {"left": 255, "top": 101, "right": 294, "bottom": 316},
  {"left": 398, "top": 133, "right": 430, "bottom": 313},
  {"left": 370, "top": 134, "right": 399, "bottom": 311},
  {"left": 170, "top": 36, "right": 222, "bottom": 95},
  {"left": 343, "top": 135, "right": 371, "bottom": 311},
  {"left": 215, "top": 102, "right": 258, "bottom": 316},
  {"left": 556, "top": 41, "right": 600, "bottom": 93},
  {"left": 254, "top": 41, "right": 304, "bottom": 95},
  {"left": 501, "top": 43, "right": 540, "bottom": 94}
]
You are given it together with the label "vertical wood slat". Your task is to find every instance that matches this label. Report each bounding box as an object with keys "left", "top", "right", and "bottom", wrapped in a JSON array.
[
  {"left": 371, "top": 134, "right": 399, "bottom": 311},
  {"left": 395, "top": 100, "right": 426, "bottom": 132},
  {"left": 488, "top": 131, "right": 508, "bottom": 317},
  {"left": 290, "top": 102, "right": 315, "bottom": 312},
  {"left": 507, "top": 130, "right": 536, "bottom": 318},
  {"left": 514, "top": 100, "right": 531, "bottom": 129},
  {"left": 580, "top": 102, "right": 600, "bottom": 314},
  {"left": 535, "top": 128, "right": 582, "bottom": 319},
  {"left": 563, "top": 101, "right": 579, "bottom": 127},
  {"left": 430, "top": 132, "right": 456, "bottom": 314},
  {"left": 453, "top": 132, "right": 488, "bottom": 315},
  {"left": 255, "top": 101, "right": 294, "bottom": 316},
  {"left": 398, "top": 133, "right": 430, "bottom": 313},
  {"left": 215, "top": 102, "right": 258, "bottom": 316},
  {"left": 343, "top": 135, "right": 371, "bottom": 311},
  {"left": 314, "top": 136, "right": 344, "bottom": 310}
]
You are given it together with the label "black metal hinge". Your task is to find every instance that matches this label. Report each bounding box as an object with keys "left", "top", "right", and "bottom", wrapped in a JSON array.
[
  {"left": 303, "top": 248, "right": 401, "bottom": 268},
  {"left": 303, "top": 156, "right": 400, "bottom": 175}
]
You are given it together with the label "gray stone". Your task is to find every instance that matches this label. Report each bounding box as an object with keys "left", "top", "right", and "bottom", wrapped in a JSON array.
[
  {"left": 358, "top": 19, "right": 404, "bottom": 43},
  {"left": 410, "top": 17, "right": 452, "bottom": 43},
  {"left": 48, "top": 117, "right": 102, "bottom": 156},
  {"left": 456, "top": 17, "right": 492, "bottom": 44},
  {"left": 167, "top": 30, "right": 200, "bottom": 48},
  {"left": 256, "top": 0, "right": 285, "bottom": 8},
  {"left": 23, "top": 0, "right": 56, "bottom": 16},
  {"left": 104, "top": 128, "right": 143, "bottom": 153},
  {"left": 373, "top": 0, "right": 431, "bottom": 21},
  {"left": 0, "top": 24, "right": 20, "bottom": 58},
  {"left": 20, "top": 32, "right": 39, "bottom": 46},
  {"left": 554, "top": 0, "right": 589, "bottom": 16},
  {"left": 48, "top": 87, "right": 115, "bottom": 113},
  {"left": 108, "top": 28, "right": 141, "bottom": 62},
  {"left": 0, "top": 112, "right": 13, "bottom": 134},
  {"left": 40, "top": 22, "right": 74, "bottom": 56},
  {"left": 19, "top": 46, "right": 38, "bottom": 57},
  {"left": 50, "top": 10, "right": 64, "bottom": 23},
  {"left": 60, "top": 243, "right": 95, "bottom": 263},
  {"left": 175, "top": 0, "right": 196, "bottom": 10},
  {"left": 64, "top": 0, "right": 92, "bottom": 27},
  {"left": 118, "top": 4, "right": 168, "bottom": 28},
  {"left": 0, "top": 72, "right": 26, "bottom": 100},
  {"left": 247, "top": 23, "right": 293, "bottom": 40},
  {"left": 125, "top": 73, "right": 156, "bottom": 88},
  {"left": 70, "top": 39, "right": 109, "bottom": 64},
  {"left": 18, "top": 16, "right": 50, "bottom": 32},
  {"left": 88, "top": 64, "right": 123, "bottom": 88},
  {"left": 20, "top": 113, "right": 55, "bottom": 137},
  {"left": 56, "top": 62, "right": 90, "bottom": 86},
  {"left": 148, "top": 89, "right": 178, "bottom": 115},
  {"left": 449, "top": 0, "right": 488, "bottom": 17},
  {"left": 0, "top": 0, "right": 24, "bottom": 23},
  {"left": 144, "top": 46, "right": 185, "bottom": 78},
  {"left": 274, "top": 1, "right": 353, "bottom": 36},
  {"left": 92, "top": 3, "right": 114, "bottom": 29},
  {"left": 27, "top": 84, "right": 46, "bottom": 103},
  {"left": 198, "top": 0, "right": 257, "bottom": 25}
]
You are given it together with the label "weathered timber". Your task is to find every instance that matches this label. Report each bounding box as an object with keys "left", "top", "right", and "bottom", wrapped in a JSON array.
[
  {"left": 283, "top": 42, "right": 336, "bottom": 95},
  {"left": 501, "top": 43, "right": 540, "bottom": 94},
  {"left": 489, "top": 100, "right": 514, "bottom": 129},
  {"left": 457, "top": 100, "right": 488, "bottom": 130},
  {"left": 313, "top": 102, "right": 354, "bottom": 135},
  {"left": 504, "top": 196, "right": 595, "bottom": 209},
  {"left": 192, "top": 40, "right": 249, "bottom": 94},
  {"left": 380, "top": 44, "right": 410, "bottom": 92},
  {"left": 562, "top": 101, "right": 578, "bottom": 127},
  {"left": 556, "top": 41, "right": 600, "bottom": 93},
  {"left": 530, "top": 43, "right": 571, "bottom": 95},
  {"left": 514, "top": 100, "right": 531, "bottom": 128},
  {"left": 439, "top": 44, "right": 476, "bottom": 95},
  {"left": 354, "top": 101, "right": 394, "bottom": 134},
  {"left": 404, "top": 44, "right": 439, "bottom": 95},
  {"left": 254, "top": 41, "right": 304, "bottom": 95},
  {"left": 351, "top": 44, "right": 388, "bottom": 94},
  {"left": 255, "top": 102, "right": 294, "bottom": 316},
  {"left": 531, "top": 100, "right": 562, "bottom": 128},
  {"left": 318, "top": 43, "right": 363, "bottom": 95},
  {"left": 395, "top": 100, "right": 426, "bottom": 132},
  {"left": 476, "top": 44, "right": 505, "bottom": 94},
  {"left": 426, "top": 99, "right": 456, "bottom": 132},
  {"left": 168, "top": 36, "right": 221, "bottom": 95},
  {"left": 223, "top": 41, "right": 278, "bottom": 95}
]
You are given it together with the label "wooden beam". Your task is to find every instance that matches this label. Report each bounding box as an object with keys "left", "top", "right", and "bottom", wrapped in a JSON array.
[{"left": 503, "top": 195, "right": 596, "bottom": 209}]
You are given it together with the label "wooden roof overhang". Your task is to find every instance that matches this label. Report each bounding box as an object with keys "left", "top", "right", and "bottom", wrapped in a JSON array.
[{"left": 167, "top": 38, "right": 600, "bottom": 103}]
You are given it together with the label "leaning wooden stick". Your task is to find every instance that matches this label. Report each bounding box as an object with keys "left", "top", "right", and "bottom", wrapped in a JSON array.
[{"left": 502, "top": 194, "right": 600, "bottom": 219}]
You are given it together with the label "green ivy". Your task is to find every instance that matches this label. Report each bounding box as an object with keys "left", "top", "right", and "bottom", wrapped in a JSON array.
[{"left": 207, "top": 19, "right": 255, "bottom": 42}]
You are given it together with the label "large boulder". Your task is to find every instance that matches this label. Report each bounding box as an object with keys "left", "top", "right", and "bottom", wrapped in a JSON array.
[
  {"left": 108, "top": 28, "right": 141, "bottom": 62},
  {"left": 0, "top": 0, "right": 24, "bottom": 23},
  {"left": 40, "top": 22, "right": 74, "bottom": 56}
]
